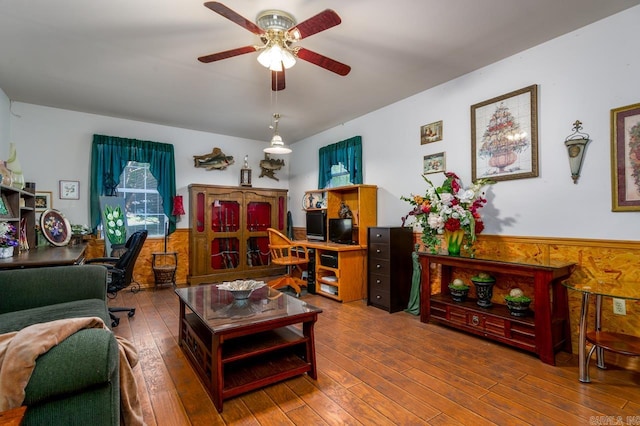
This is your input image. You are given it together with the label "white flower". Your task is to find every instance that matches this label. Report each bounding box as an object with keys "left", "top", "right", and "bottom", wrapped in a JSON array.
[{"left": 458, "top": 189, "right": 476, "bottom": 203}]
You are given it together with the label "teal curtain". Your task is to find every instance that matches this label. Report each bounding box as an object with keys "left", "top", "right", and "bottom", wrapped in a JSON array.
[
  {"left": 90, "top": 134, "right": 177, "bottom": 234},
  {"left": 318, "top": 136, "right": 363, "bottom": 189}
]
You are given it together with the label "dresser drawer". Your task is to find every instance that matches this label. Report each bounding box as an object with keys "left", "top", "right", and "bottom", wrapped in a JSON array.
[
  {"left": 368, "top": 228, "right": 390, "bottom": 244},
  {"left": 369, "top": 273, "right": 390, "bottom": 291},
  {"left": 368, "top": 287, "right": 390, "bottom": 308},
  {"left": 369, "top": 258, "right": 391, "bottom": 276},
  {"left": 369, "top": 243, "right": 390, "bottom": 260}
]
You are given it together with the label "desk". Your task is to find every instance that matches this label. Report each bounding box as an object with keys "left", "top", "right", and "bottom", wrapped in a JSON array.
[
  {"left": 295, "top": 240, "right": 367, "bottom": 302},
  {"left": 563, "top": 280, "right": 640, "bottom": 382},
  {"left": 0, "top": 245, "right": 86, "bottom": 269}
]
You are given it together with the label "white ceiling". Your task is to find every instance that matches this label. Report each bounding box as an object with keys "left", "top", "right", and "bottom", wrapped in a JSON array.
[{"left": 1, "top": 1, "right": 639, "bottom": 143}]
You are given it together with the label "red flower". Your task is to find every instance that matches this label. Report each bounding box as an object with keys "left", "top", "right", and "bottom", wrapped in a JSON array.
[
  {"left": 475, "top": 219, "right": 485, "bottom": 234},
  {"left": 444, "top": 218, "right": 461, "bottom": 231}
]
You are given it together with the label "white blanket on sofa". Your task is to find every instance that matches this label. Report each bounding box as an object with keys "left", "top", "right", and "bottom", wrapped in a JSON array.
[{"left": 0, "top": 316, "right": 144, "bottom": 425}]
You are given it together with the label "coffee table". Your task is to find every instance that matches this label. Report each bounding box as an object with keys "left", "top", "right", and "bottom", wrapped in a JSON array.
[{"left": 175, "top": 283, "right": 322, "bottom": 412}]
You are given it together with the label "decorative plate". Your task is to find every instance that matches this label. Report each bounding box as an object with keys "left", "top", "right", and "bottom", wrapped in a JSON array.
[{"left": 40, "top": 209, "right": 72, "bottom": 246}]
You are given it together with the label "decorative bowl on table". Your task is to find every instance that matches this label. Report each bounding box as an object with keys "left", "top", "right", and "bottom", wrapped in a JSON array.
[{"left": 217, "top": 280, "right": 266, "bottom": 300}]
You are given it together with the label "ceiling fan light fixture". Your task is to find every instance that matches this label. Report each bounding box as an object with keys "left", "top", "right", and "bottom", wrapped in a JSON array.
[
  {"left": 256, "top": 10, "right": 296, "bottom": 32},
  {"left": 257, "top": 43, "right": 296, "bottom": 71}
]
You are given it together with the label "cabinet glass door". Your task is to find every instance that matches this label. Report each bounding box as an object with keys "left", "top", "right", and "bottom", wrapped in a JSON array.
[
  {"left": 210, "top": 199, "right": 240, "bottom": 270},
  {"left": 246, "top": 201, "right": 272, "bottom": 269}
]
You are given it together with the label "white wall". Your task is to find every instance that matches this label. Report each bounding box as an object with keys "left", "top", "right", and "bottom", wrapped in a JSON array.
[
  {"left": 8, "top": 103, "right": 289, "bottom": 227},
  {"left": 289, "top": 5, "right": 640, "bottom": 241},
  {"left": 0, "top": 88, "right": 9, "bottom": 157},
  {"left": 5, "top": 6, "right": 640, "bottom": 240}
]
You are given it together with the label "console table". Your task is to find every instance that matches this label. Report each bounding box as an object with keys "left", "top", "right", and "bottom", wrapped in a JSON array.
[
  {"left": 419, "top": 253, "right": 575, "bottom": 365},
  {"left": 563, "top": 280, "right": 640, "bottom": 382}
]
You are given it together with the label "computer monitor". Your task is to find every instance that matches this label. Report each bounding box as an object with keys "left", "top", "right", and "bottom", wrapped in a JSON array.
[
  {"left": 328, "top": 218, "right": 353, "bottom": 244},
  {"left": 306, "top": 210, "right": 327, "bottom": 241}
]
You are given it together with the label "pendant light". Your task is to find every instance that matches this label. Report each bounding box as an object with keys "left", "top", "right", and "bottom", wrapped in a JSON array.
[
  {"left": 264, "top": 70, "right": 291, "bottom": 154},
  {"left": 264, "top": 113, "right": 292, "bottom": 154}
]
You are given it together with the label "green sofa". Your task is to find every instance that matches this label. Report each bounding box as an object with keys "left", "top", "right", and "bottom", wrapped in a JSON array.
[{"left": 0, "top": 265, "right": 119, "bottom": 426}]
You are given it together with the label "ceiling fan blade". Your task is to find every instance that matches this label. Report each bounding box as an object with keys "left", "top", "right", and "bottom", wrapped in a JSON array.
[
  {"left": 289, "top": 9, "right": 342, "bottom": 40},
  {"left": 271, "top": 69, "right": 285, "bottom": 91},
  {"left": 198, "top": 45, "right": 258, "bottom": 63},
  {"left": 204, "top": 2, "right": 263, "bottom": 35},
  {"left": 296, "top": 48, "right": 351, "bottom": 76}
]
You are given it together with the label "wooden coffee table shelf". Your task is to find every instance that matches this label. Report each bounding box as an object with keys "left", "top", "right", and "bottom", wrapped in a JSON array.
[{"left": 176, "top": 285, "right": 322, "bottom": 412}]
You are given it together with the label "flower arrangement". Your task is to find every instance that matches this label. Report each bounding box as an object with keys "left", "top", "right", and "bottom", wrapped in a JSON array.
[
  {"left": 0, "top": 222, "right": 18, "bottom": 248},
  {"left": 104, "top": 205, "right": 127, "bottom": 245},
  {"left": 402, "top": 171, "right": 494, "bottom": 255}
]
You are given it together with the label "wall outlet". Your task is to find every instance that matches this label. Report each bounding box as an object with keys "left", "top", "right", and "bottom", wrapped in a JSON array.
[{"left": 613, "top": 298, "right": 626, "bottom": 315}]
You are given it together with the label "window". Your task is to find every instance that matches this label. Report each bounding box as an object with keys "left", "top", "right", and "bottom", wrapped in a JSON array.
[{"left": 117, "top": 161, "right": 166, "bottom": 237}]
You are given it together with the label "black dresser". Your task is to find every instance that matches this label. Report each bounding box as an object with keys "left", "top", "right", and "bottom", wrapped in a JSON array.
[{"left": 367, "top": 227, "right": 414, "bottom": 312}]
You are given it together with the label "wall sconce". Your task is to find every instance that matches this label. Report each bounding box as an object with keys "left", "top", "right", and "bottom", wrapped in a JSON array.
[{"left": 564, "top": 120, "right": 590, "bottom": 184}]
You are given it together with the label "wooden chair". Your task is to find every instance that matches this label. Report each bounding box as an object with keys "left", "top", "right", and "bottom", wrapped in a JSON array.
[{"left": 267, "top": 228, "right": 310, "bottom": 296}]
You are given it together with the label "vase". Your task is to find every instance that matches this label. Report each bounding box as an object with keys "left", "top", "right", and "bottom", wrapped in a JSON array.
[
  {"left": 443, "top": 229, "right": 464, "bottom": 256},
  {"left": 0, "top": 246, "right": 15, "bottom": 258},
  {"left": 505, "top": 300, "right": 531, "bottom": 317},
  {"left": 448, "top": 286, "right": 469, "bottom": 303},
  {"left": 472, "top": 279, "right": 495, "bottom": 308}
]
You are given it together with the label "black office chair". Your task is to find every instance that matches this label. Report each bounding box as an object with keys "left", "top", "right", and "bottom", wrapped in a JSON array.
[{"left": 87, "top": 230, "right": 148, "bottom": 327}]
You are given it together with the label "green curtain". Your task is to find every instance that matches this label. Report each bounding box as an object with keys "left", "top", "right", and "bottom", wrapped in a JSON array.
[
  {"left": 318, "top": 136, "right": 363, "bottom": 189},
  {"left": 90, "top": 134, "right": 177, "bottom": 234}
]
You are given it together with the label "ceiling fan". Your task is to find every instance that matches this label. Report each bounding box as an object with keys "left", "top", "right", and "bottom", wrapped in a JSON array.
[{"left": 198, "top": 2, "right": 351, "bottom": 91}]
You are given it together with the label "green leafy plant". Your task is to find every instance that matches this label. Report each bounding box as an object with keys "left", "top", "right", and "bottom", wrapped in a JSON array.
[
  {"left": 471, "top": 272, "right": 495, "bottom": 282},
  {"left": 504, "top": 295, "right": 531, "bottom": 303}
]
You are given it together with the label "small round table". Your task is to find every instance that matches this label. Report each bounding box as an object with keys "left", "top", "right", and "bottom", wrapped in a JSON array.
[{"left": 563, "top": 280, "right": 640, "bottom": 382}]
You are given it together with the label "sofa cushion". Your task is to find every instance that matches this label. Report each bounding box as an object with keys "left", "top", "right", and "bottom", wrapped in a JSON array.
[
  {"left": 24, "top": 327, "right": 119, "bottom": 406},
  {"left": 0, "top": 299, "right": 109, "bottom": 334}
]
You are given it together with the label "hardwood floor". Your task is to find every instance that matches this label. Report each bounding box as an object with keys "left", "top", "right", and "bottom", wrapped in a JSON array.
[{"left": 109, "top": 286, "right": 640, "bottom": 425}]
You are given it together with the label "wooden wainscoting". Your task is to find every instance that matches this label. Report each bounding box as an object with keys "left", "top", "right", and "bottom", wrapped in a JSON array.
[{"left": 85, "top": 228, "right": 189, "bottom": 287}]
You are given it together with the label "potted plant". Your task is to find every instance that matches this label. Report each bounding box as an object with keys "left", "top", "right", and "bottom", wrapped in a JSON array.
[
  {"left": 448, "top": 278, "right": 470, "bottom": 302},
  {"left": 504, "top": 288, "right": 531, "bottom": 317},
  {"left": 471, "top": 272, "right": 495, "bottom": 308},
  {"left": 0, "top": 222, "right": 19, "bottom": 258}
]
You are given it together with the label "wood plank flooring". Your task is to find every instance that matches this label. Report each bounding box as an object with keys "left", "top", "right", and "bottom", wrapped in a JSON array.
[{"left": 109, "top": 286, "right": 640, "bottom": 425}]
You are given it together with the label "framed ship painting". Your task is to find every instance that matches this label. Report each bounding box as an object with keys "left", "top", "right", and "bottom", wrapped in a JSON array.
[{"left": 471, "top": 85, "right": 538, "bottom": 182}]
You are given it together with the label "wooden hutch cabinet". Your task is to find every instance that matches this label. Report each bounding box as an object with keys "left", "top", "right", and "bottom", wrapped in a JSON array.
[
  {"left": 302, "top": 184, "right": 377, "bottom": 302},
  {"left": 188, "top": 184, "right": 288, "bottom": 285}
]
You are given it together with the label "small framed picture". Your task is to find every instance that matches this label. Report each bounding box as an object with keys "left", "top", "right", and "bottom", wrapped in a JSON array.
[
  {"left": 35, "top": 191, "right": 52, "bottom": 212},
  {"left": 420, "top": 120, "right": 443, "bottom": 144},
  {"left": 59, "top": 180, "right": 80, "bottom": 200},
  {"left": 0, "top": 194, "right": 13, "bottom": 218},
  {"left": 611, "top": 102, "right": 640, "bottom": 211},
  {"left": 423, "top": 152, "right": 446, "bottom": 175}
]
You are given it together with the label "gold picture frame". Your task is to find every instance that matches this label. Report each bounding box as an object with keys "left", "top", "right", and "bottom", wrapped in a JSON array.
[
  {"left": 35, "top": 191, "right": 52, "bottom": 212},
  {"left": 423, "top": 152, "right": 446, "bottom": 175},
  {"left": 471, "top": 84, "right": 538, "bottom": 181},
  {"left": 420, "top": 120, "right": 443, "bottom": 144},
  {"left": 611, "top": 102, "right": 640, "bottom": 211}
]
